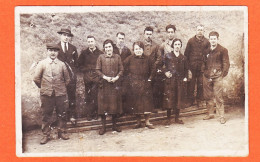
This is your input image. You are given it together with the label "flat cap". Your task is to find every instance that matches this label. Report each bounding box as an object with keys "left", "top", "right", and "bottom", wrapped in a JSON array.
[{"left": 46, "top": 43, "right": 60, "bottom": 50}]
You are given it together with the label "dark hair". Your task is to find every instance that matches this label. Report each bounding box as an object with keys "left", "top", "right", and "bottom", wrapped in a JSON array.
[
  {"left": 132, "top": 41, "right": 144, "bottom": 51},
  {"left": 87, "top": 35, "right": 95, "bottom": 40},
  {"left": 103, "top": 39, "right": 114, "bottom": 48},
  {"left": 144, "top": 26, "right": 153, "bottom": 33},
  {"left": 209, "top": 31, "right": 219, "bottom": 38},
  {"left": 166, "top": 24, "right": 176, "bottom": 32},
  {"left": 171, "top": 38, "right": 182, "bottom": 48},
  {"left": 116, "top": 32, "right": 125, "bottom": 37}
]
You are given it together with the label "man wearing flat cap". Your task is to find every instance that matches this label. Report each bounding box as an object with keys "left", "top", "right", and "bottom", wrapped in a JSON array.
[
  {"left": 33, "top": 44, "right": 70, "bottom": 144},
  {"left": 57, "top": 28, "right": 78, "bottom": 125}
]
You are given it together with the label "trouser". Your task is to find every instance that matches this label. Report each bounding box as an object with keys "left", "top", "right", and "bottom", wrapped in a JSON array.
[
  {"left": 67, "top": 80, "right": 76, "bottom": 119},
  {"left": 84, "top": 81, "right": 98, "bottom": 117},
  {"left": 203, "top": 76, "right": 224, "bottom": 118},
  {"left": 187, "top": 69, "right": 203, "bottom": 103},
  {"left": 40, "top": 92, "right": 68, "bottom": 136}
]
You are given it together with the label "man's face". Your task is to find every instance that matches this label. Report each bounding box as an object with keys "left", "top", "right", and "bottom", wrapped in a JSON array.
[
  {"left": 133, "top": 44, "right": 144, "bottom": 56},
  {"left": 196, "top": 26, "right": 204, "bottom": 37},
  {"left": 167, "top": 28, "right": 175, "bottom": 40},
  {"left": 60, "top": 33, "right": 71, "bottom": 43},
  {"left": 104, "top": 43, "right": 113, "bottom": 55},
  {"left": 144, "top": 30, "right": 153, "bottom": 42},
  {"left": 47, "top": 49, "right": 59, "bottom": 60},
  {"left": 117, "top": 34, "right": 125, "bottom": 46},
  {"left": 87, "top": 37, "right": 96, "bottom": 49},
  {"left": 173, "top": 40, "right": 182, "bottom": 52},
  {"left": 209, "top": 36, "right": 218, "bottom": 47}
]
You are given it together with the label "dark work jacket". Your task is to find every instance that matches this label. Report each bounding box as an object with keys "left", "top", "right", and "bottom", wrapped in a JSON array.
[
  {"left": 184, "top": 36, "right": 210, "bottom": 71},
  {"left": 143, "top": 40, "right": 162, "bottom": 70},
  {"left": 114, "top": 45, "right": 132, "bottom": 62},
  {"left": 202, "top": 44, "right": 230, "bottom": 79},
  {"left": 165, "top": 52, "right": 189, "bottom": 80},
  {"left": 78, "top": 47, "right": 103, "bottom": 72}
]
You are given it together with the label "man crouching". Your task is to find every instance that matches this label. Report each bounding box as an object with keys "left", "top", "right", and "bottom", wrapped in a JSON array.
[{"left": 33, "top": 44, "right": 70, "bottom": 144}]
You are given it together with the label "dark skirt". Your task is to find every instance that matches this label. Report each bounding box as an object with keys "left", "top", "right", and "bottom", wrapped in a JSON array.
[
  {"left": 124, "top": 76, "right": 154, "bottom": 114},
  {"left": 97, "top": 80, "right": 123, "bottom": 115},
  {"left": 163, "top": 77, "right": 187, "bottom": 110}
]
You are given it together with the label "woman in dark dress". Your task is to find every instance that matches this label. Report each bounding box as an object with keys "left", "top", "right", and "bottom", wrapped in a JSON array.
[
  {"left": 163, "top": 39, "right": 189, "bottom": 125},
  {"left": 124, "top": 41, "right": 155, "bottom": 129},
  {"left": 96, "top": 39, "right": 124, "bottom": 135}
]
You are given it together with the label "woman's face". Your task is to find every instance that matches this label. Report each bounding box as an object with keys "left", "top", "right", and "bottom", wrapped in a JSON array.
[
  {"left": 173, "top": 40, "right": 182, "bottom": 52},
  {"left": 133, "top": 44, "right": 144, "bottom": 56},
  {"left": 104, "top": 43, "right": 113, "bottom": 55}
]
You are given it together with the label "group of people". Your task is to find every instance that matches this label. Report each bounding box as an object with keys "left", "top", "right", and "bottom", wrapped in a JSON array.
[{"left": 33, "top": 24, "right": 230, "bottom": 145}]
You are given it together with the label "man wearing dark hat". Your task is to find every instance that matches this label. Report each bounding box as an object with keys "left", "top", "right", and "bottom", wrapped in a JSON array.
[
  {"left": 57, "top": 28, "right": 78, "bottom": 125},
  {"left": 33, "top": 44, "right": 71, "bottom": 144},
  {"left": 202, "top": 31, "right": 230, "bottom": 124}
]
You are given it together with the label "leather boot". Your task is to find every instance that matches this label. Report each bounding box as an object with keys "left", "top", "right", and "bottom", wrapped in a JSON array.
[
  {"left": 112, "top": 115, "right": 122, "bottom": 132},
  {"left": 175, "top": 109, "right": 184, "bottom": 124},
  {"left": 165, "top": 109, "right": 171, "bottom": 125},
  {"left": 99, "top": 115, "right": 106, "bottom": 135},
  {"left": 58, "top": 131, "right": 69, "bottom": 140},
  {"left": 40, "top": 135, "right": 50, "bottom": 145},
  {"left": 145, "top": 114, "right": 155, "bottom": 129},
  {"left": 134, "top": 114, "right": 142, "bottom": 129}
]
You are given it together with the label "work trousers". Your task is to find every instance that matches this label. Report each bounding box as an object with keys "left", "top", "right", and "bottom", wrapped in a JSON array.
[
  {"left": 40, "top": 92, "right": 68, "bottom": 136},
  {"left": 187, "top": 69, "right": 204, "bottom": 103},
  {"left": 203, "top": 76, "right": 224, "bottom": 118}
]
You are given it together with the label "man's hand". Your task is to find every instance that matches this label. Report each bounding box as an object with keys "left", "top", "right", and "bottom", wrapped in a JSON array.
[
  {"left": 111, "top": 76, "right": 119, "bottom": 83},
  {"left": 183, "top": 78, "right": 187, "bottom": 82},
  {"left": 165, "top": 71, "right": 172, "bottom": 78}
]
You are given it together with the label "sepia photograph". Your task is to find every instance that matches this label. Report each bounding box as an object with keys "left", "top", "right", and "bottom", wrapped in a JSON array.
[{"left": 15, "top": 6, "right": 248, "bottom": 157}]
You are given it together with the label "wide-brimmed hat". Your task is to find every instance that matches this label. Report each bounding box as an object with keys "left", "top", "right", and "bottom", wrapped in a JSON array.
[
  {"left": 46, "top": 43, "right": 60, "bottom": 50},
  {"left": 57, "top": 28, "right": 74, "bottom": 37}
]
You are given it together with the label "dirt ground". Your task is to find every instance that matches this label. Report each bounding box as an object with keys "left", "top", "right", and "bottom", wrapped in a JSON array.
[{"left": 21, "top": 105, "right": 247, "bottom": 157}]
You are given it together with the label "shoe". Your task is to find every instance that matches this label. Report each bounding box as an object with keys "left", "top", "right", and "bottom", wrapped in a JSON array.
[
  {"left": 112, "top": 125, "right": 122, "bottom": 132},
  {"left": 133, "top": 124, "right": 142, "bottom": 129},
  {"left": 145, "top": 124, "right": 155, "bottom": 129},
  {"left": 70, "top": 117, "right": 77, "bottom": 125},
  {"left": 58, "top": 132, "right": 69, "bottom": 140},
  {"left": 203, "top": 115, "right": 214, "bottom": 120},
  {"left": 40, "top": 136, "right": 50, "bottom": 145},
  {"left": 165, "top": 119, "right": 171, "bottom": 126},
  {"left": 175, "top": 119, "right": 184, "bottom": 124},
  {"left": 220, "top": 117, "right": 226, "bottom": 124},
  {"left": 93, "top": 114, "right": 98, "bottom": 120},
  {"left": 99, "top": 127, "right": 106, "bottom": 135},
  {"left": 87, "top": 115, "right": 92, "bottom": 121}
]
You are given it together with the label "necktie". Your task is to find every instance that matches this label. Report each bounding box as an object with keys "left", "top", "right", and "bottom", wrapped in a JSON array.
[{"left": 64, "top": 43, "right": 68, "bottom": 53}]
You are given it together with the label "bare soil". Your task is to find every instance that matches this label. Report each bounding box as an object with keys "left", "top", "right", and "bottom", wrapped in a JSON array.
[{"left": 21, "top": 105, "right": 247, "bottom": 157}]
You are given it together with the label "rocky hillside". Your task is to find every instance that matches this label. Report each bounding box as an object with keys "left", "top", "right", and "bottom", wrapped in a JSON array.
[{"left": 19, "top": 10, "right": 245, "bottom": 130}]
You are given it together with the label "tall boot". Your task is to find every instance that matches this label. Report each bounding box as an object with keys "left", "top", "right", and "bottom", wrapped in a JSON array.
[
  {"left": 175, "top": 109, "right": 184, "bottom": 124},
  {"left": 57, "top": 116, "right": 69, "bottom": 140},
  {"left": 145, "top": 114, "right": 155, "bottom": 129},
  {"left": 99, "top": 115, "right": 106, "bottom": 135},
  {"left": 112, "top": 115, "right": 122, "bottom": 132},
  {"left": 40, "top": 122, "right": 51, "bottom": 144},
  {"left": 134, "top": 114, "right": 142, "bottom": 129},
  {"left": 165, "top": 109, "right": 172, "bottom": 125}
]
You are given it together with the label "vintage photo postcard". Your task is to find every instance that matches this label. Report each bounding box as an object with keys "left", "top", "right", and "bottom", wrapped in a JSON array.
[{"left": 15, "top": 6, "right": 248, "bottom": 157}]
